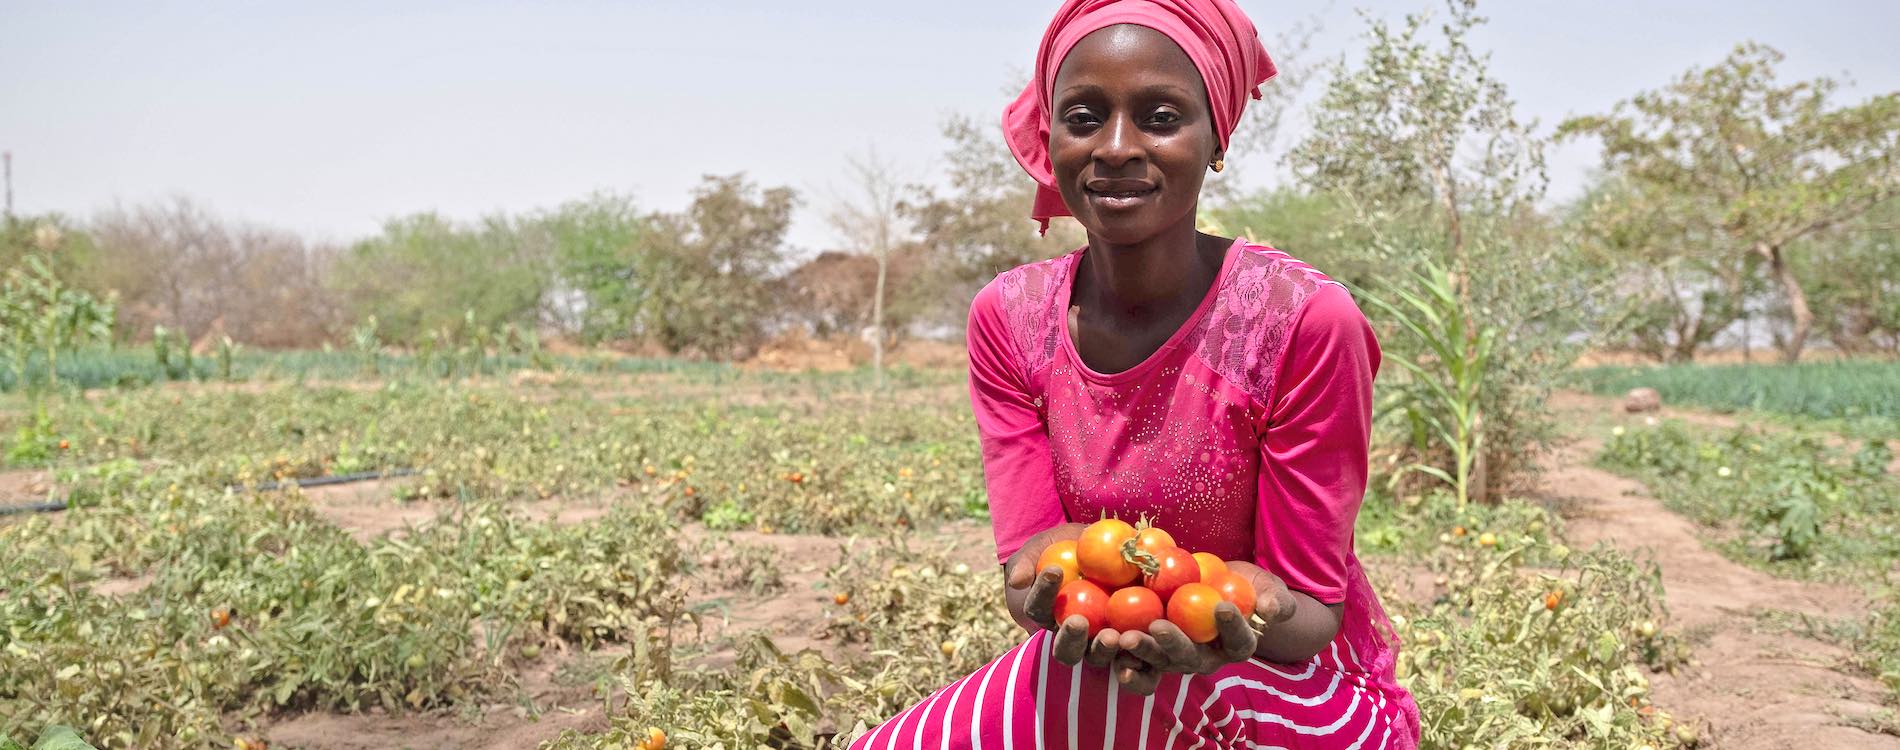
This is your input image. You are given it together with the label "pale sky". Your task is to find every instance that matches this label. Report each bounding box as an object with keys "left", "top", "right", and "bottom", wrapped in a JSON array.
[{"left": 3, "top": 1, "right": 1896, "bottom": 254}]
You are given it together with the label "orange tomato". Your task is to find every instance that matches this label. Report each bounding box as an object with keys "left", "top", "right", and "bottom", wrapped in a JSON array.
[
  {"left": 1543, "top": 590, "right": 1563, "bottom": 611},
  {"left": 638, "top": 727, "right": 667, "bottom": 750},
  {"left": 1106, "top": 585, "right": 1163, "bottom": 634},
  {"left": 1210, "top": 571, "right": 1256, "bottom": 619},
  {"left": 1166, "top": 583, "right": 1223, "bottom": 643},
  {"left": 211, "top": 607, "right": 232, "bottom": 630},
  {"left": 1077, "top": 519, "right": 1139, "bottom": 587},
  {"left": 1134, "top": 527, "right": 1176, "bottom": 556},
  {"left": 1054, "top": 579, "right": 1110, "bottom": 637},
  {"left": 1191, "top": 552, "right": 1228, "bottom": 583},
  {"left": 1036, "top": 540, "right": 1082, "bottom": 587}
]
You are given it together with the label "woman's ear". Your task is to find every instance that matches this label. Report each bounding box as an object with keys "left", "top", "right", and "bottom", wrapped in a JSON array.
[{"left": 1210, "top": 150, "right": 1227, "bottom": 173}]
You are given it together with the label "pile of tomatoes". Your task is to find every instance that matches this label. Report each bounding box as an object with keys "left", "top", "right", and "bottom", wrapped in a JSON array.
[{"left": 1038, "top": 518, "right": 1254, "bottom": 643}]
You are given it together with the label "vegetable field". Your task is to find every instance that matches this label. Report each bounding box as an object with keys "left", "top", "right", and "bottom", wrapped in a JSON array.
[
  {"left": 1, "top": 367, "right": 1894, "bottom": 749},
  {"left": 1571, "top": 361, "right": 1900, "bottom": 428}
]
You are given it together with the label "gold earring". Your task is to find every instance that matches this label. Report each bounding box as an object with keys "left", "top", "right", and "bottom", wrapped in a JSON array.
[{"left": 1211, "top": 159, "right": 1225, "bottom": 173}]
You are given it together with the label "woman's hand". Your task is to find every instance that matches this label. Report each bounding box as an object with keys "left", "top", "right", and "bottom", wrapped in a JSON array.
[
  {"left": 1107, "top": 560, "right": 1299, "bottom": 696},
  {"left": 1001, "top": 523, "right": 1130, "bottom": 668}
]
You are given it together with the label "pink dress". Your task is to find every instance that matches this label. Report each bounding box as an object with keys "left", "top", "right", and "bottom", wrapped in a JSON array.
[{"left": 851, "top": 239, "right": 1419, "bottom": 749}]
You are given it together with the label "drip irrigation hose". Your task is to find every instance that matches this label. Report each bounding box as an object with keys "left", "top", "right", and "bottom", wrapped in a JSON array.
[{"left": 0, "top": 467, "right": 419, "bottom": 516}]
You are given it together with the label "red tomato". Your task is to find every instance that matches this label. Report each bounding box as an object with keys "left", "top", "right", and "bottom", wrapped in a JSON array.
[
  {"left": 1191, "top": 552, "right": 1228, "bottom": 583},
  {"left": 1053, "top": 579, "right": 1110, "bottom": 637},
  {"left": 1146, "top": 547, "right": 1200, "bottom": 603},
  {"left": 1166, "top": 583, "right": 1223, "bottom": 644},
  {"left": 1077, "top": 519, "right": 1139, "bottom": 587},
  {"left": 1106, "top": 586, "right": 1164, "bottom": 633},
  {"left": 1134, "top": 527, "right": 1175, "bottom": 556},
  {"left": 1036, "top": 540, "right": 1081, "bottom": 587},
  {"left": 1210, "top": 571, "right": 1257, "bottom": 619}
]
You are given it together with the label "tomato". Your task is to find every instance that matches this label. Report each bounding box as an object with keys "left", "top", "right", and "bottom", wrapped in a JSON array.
[
  {"left": 1210, "top": 571, "right": 1256, "bottom": 619},
  {"left": 1135, "top": 527, "right": 1175, "bottom": 556},
  {"left": 211, "top": 607, "right": 232, "bottom": 630},
  {"left": 1543, "top": 590, "right": 1563, "bottom": 611},
  {"left": 833, "top": 592, "right": 851, "bottom": 606},
  {"left": 1107, "top": 585, "right": 1164, "bottom": 633},
  {"left": 1036, "top": 540, "right": 1082, "bottom": 587},
  {"left": 1077, "top": 519, "right": 1139, "bottom": 587},
  {"left": 638, "top": 727, "right": 667, "bottom": 750},
  {"left": 1166, "top": 583, "right": 1223, "bottom": 644},
  {"left": 1146, "top": 547, "right": 1200, "bottom": 602},
  {"left": 1191, "top": 552, "right": 1228, "bottom": 583},
  {"left": 1053, "top": 579, "right": 1110, "bottom": 637}
]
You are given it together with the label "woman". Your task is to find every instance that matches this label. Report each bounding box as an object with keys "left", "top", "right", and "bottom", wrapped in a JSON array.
[{"left": 851, "top": 1, "right": 1418, "bottom": 747}]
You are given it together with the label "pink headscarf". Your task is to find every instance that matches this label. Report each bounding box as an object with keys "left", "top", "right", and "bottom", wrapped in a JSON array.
[{"left": 1003, "top": 0, "right": 1277, "bottom": 233}]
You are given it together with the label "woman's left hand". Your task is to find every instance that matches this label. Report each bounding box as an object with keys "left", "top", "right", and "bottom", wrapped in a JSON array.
[{"left": 1108, "top": 560, "right": 1299, "bottom": 696}]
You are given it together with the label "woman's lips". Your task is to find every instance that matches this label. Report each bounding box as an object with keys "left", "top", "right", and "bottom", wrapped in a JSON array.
[
  {"left": 1086, "top": 186, "right": 1158, "bottom": 210},
  {"left": 1084, "top": 179, "right": 1159, "bottom": 210}
]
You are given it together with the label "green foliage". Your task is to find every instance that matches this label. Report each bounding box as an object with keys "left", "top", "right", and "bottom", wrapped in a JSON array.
[
  {"left": 329, "top": 212, "right": 556, "bottom": 345},
  {"left": 1560, "top": 42, "right": 1900, "bottom": 362},
  {"left": 1395, "top": 540, "right": 1693, "bottom": 747},
  {"left": 1569, "top": 360, "right": 1900, "bottom": 423},
  {"left": 1598, "top": 420, "right": 1900, "bottom": 576},
  {"left": 1269, "top": 0, "right": 1601, "bottom": 498},
  {"left": 641, "top": 175, "right": 798, "bottom": 359},
  {"left": 1359, "top": 261, "right": 1497, "bottom": 509},
  {"left": 0, "top": 254, "right": 116, "bottom": 393}
]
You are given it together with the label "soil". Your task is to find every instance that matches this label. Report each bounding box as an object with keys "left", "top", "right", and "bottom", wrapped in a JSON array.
[{"left": 1543, "top": 391, "right": 1900, "bottom": 749}]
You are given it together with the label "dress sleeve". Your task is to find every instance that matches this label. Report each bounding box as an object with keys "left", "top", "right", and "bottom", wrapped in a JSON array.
[
  {"left": 968, "top": 278, "right": 1068, "bottom": 564},
  {"left": 1252, "top": 283, "right": 1381, "bottom": 604}
]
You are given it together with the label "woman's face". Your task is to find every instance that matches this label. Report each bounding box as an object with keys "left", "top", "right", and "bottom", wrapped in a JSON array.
[{"left": 1049, "top": 24, "right": 1219, "bottom": 246}]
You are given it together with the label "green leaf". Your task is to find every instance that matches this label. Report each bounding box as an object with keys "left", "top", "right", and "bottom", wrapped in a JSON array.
[{"left": 31, "top": 727, "right": 98, "bottom": 750}]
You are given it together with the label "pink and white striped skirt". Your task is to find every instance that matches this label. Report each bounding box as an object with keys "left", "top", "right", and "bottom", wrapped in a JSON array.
[{"left": 849, "top": 629, "right": 1417, "bottom": 749}]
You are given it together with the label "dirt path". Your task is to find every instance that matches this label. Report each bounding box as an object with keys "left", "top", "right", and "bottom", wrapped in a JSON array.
[{"left": 1543, "top": 392, "right": 1898, "bottom": 749}]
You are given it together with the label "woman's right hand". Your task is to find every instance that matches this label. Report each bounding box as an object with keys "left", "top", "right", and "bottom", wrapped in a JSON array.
[{"left": 1002, "top": 522, "right": 1114, "bottom": 665}]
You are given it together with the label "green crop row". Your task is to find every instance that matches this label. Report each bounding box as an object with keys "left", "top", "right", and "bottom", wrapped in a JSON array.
[{"left": 1570, "top": 360, "right": 1900, "bottom": 428}]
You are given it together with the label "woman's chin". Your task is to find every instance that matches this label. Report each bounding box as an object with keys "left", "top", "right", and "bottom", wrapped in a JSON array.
[{"left": 1076, "top": 212, "right": 1179, "bottom": 247}]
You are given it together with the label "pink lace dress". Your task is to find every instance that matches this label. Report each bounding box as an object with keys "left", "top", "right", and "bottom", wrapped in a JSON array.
[{"left": 851, "top": 239, "right": 1419, "bottom": 749}]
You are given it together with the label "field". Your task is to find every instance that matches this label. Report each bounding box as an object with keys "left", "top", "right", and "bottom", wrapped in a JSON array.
[
  {"left": 1570, "top": 361, "right": 1900, "bottom": 438},
  {"left": 1, "top": 365, "right": 1897, "bottom": 749}
]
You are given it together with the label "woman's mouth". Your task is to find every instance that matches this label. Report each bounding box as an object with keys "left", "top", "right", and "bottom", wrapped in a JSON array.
[{"left": 1084, "top": 179, "right": 1159, "bottom": 210}]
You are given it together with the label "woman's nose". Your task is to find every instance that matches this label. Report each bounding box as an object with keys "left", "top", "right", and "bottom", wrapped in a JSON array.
[{"left": 1094, "top": 114, "right": 1143, "bottom": 168}]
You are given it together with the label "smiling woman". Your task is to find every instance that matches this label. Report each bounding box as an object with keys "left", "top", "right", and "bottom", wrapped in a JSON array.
[{"left": 848, "top": 1, "right": 1419, "bottom": 748}]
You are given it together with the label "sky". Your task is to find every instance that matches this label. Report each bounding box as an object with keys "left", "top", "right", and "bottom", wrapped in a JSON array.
[{"left": 3, "top": 0, "right": 1897, "bottom": 255}]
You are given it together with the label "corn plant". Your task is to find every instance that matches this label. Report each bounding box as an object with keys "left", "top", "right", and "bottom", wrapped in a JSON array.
[
  {"left": 1360, "top": 260, "right": 1497, "bottom": 509},
  {"left": 0, "top": 254, "right": 115, "bottom": 393}
]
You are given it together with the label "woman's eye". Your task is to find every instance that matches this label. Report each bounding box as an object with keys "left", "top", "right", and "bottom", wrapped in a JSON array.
[
  {"left": 1064, "top": 111, "right": 1100, "bottom": 127},
  {"left": 1148, "top": 111, "right": 1182, "bottom": 126}
]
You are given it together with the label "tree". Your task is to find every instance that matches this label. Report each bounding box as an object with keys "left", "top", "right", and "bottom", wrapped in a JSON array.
[
  {"left": 1560, "top": 43, "right": 1900, "bottom": 362},
  {"left": 92, "top": 198, "right": 341, "bottom": 348},
  {"left": 1792, "top": 201, "right": 1900, "bottom": 354},
  {"left": 1570, "top": 176, "right": 1765, "bottom": 362},
  {"left": 642, "top": 174, "right": 797, "bottom": 359},
  {"left": 531, "top": 193, "right": 653, "bottom": 344},
  {"left": 827, "top": 148, "right": 912, "bottom": 386},
  {"left": 904, "top": 116, "right": 1084, "bottom": 329},
  {"left": 1284, "top": 0, "right": 1594, "bottom": 503},
  {"left": 330, "top": 211, "right": 551, "bottom": 345}
]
